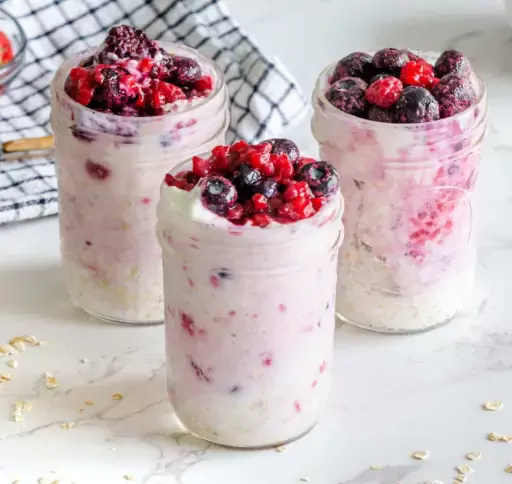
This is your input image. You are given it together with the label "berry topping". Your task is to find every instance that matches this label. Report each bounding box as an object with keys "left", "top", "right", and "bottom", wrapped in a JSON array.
[
  {"left": 64, "top": 25, "right": 210, "bottom": 117},
  {"left": 325, "top": 77, "right": 367, "bottom": 116},
  {"left": 168, "top": 56, "right": 201, "bottom": 87},
  {"left": 400, "top": 61, "right": 436, "bottom": 88},
  {"left": 394, "top": 86, "right": 440, "bottom": 123},
  {"left": 232, "top": 163, "right": 262, "bottom": 198},
  {"left": 164, "top": 141, "right": 339, "bottom": 226},
  {"left": 365, "top": 76, "right": 403, "bottom": 108},
  {"left": 263, "top": 138, "right": 300, "bottom": 165},
  {"left": 367, "top": 106, "right": 395, "bottom": 123},
  {"left": 296, "top": 162, "right": 339, "bottom": 197},
  {"left": 431, "top": 73, "right": 477, "bottom": 118},
  {"left": 201, "top": 176, "right": 237, "bottom": 214},
  {"left": 369, "top": 72, "right": 391, "bottom": 84},
  {"left": 0, "top": 31, "right": 14, "bottom": 65},
  {"left": 331, "top": 52, "right": 374, "bottom": 84},
  {"left": 372, "top": 48, "right": 409, "bottom": 76},
  {"left": 434, "top": 50, "right": 471, "bottom": 78}
]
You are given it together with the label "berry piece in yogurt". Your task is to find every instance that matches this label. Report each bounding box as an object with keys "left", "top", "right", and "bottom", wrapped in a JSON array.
[
  {"left": 331, "top": 52, "right": 374, "bottom": 83},
  {"left": 395, "top": 86, "right": 440, "bottom": 123},
  {"left": 325, "top": 77, "right": 367, "bottom": 116},
  {"left": 164, "top": 141, "right": 340, "bottom": 226},
  {"left": 431, "top": 73, "right": 477, "bottom": 118},
  {"left": 434, "top": 50, "right": 471, "bottom": 78}
]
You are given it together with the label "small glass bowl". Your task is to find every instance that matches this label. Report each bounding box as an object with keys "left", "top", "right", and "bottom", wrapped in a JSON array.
[{"left": 0, "top": 8, "right": 27, "bottom": 88}]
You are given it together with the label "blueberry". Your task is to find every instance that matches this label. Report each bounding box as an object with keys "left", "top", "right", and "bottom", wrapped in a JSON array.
[
  {"left": 325, "top": 77, "right": 367, "bottom": 116},
  {"left": 435, "top": 50, "right": 471, "bottom": 78},
  {"left": 431, "top": 73, "right": 476, "bottom": 118},
  {"left": 169, "top": 56, "right": 201, "bottom": 87},
  {"left": 201, "top": 176, "right": 238, "bottom": 215},
  {"left": 263, "top": 138, "right": 299, "bottom": 165},
  {"left": 254, "top": 179, "right": 279, "bottom": 199},
  {"left": 331, "top": 52, "right": 374, "bottom": 84},
  {"left": 367, "top": 105, "right": 395, "bottom": 123},
  {"left": 372, "top": 48, "right": 409, "bottom": 77},
  {"left": 369, "top": 72, "right": 391, "bottom": 84},
  {"left": 296, "top": 162, "right": 339, "bottom": 197},
  {"left": 232, "top": 164, "right": 261, "bottom": 199},
  {"left": 395, "top": 86, "right": 440, "bottom": 123}
]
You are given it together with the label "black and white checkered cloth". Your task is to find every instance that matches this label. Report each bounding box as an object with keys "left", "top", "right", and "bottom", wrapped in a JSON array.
[{"left": 0, "top": 0, "right": 307, "bottom": 225}]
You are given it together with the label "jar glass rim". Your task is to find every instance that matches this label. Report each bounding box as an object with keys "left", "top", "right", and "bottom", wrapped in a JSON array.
[{"left": 53, "top": 41, "right": 226, "bottom": 122}]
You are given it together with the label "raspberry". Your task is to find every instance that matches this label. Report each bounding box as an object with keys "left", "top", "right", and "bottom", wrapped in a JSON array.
[
  {"left": 226, "top": 204, "right": 244, "bottom": 220},
  {"left": 252, "top": 193, "right": 269, "bottom": 213},
  {"left": 148, "top": 80, "right": 186, "bottom": 112},
  {"left": 252, "top": 213, "right": 271, "bottom": 227},
  {"left": 164, "top": 173, "right": 186, "bottom": 189},
  {"left": 210, "top": 145, "right": 231, "bottom": 172},
  {"left": 365, "top": 76, "right": 403, "bottom": 108},
  {"left": 283, "top": 181, "right": 311, "bottom": 201},
  {"left": 195, "top": 75, "right": 214, "bottom": 91},
  {"left": 312, "top": 197, "right": 327, "bottom": 211},
  {"left": 192, "top": 156, "right": 211, "bottom": 177},
  {"left": 400, "top": 61, "right": 435, "bottom": 88}
]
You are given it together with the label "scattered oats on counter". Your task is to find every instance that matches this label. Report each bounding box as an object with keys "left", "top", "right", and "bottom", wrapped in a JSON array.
[
  {"left": 501, "top": 435, "right": 512, "bottom": 443},
  {"left": 7, "top": 359, "right": 18, "bottom": 368},
  {"left": 80, "top": 357, "right": 88, "bottom": 363},
  {"left": 44, "top": 373, "right": 58, "bottom": 389},
  {"left": 487, "top": 432, "right": 501, "bottom": 441},
  {"left": 455, "top": 474, "right": 467, "bottom": 483},
  {"left": 112, "top": 392, "right": 124, "bottom": 401},
  {"left": 505, "top": 466, "right": 512, "bottom": 474},
  {"left": 275, "top": 445, "right": 286, "bottom": 452},
  {"left": 51, "top": 480, "right": 60, "bottom": 484},
  {"left": 483, "top": 400, "right": 504, "bottom": 411},
  {"left": 12, "top": 480, "right": 20, "bottom": 484},
  {"left": 370, "top": 464, "right": 382, "bottom": 470},
  {"left": 12, "top": 400, "right": 32, "bottom": 422},
  {"left": 61, "top": 421, "right": 75, "bottom": 430},
  {"left": 466, "top": 451, "right": 482, "bottom": 461},
  {"left": 0, "top": 344, "right": 17, "bottom": 355},
  {"left": 0, "top": 373, "right": 12, "bottom": 382},
  {"left": 123, "top": 475, "right": 134, "bottom": 481},
  {"left": 412, "top": 450, "right": 429, "bottom": 460},
  {"left": 456, "top": 464, "right": 473, "bottom": 474},
  {"left": 85, "top": 400, "right": 94, "bottom": 406}
]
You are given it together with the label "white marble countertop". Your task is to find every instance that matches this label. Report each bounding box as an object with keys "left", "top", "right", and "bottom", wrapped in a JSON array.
[{"left": 2, "top": 0, "right": 512, "bottom": 482}]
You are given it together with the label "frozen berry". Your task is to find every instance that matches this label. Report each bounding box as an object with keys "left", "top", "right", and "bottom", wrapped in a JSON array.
[
  {"left": 98, "top": 25, "right": 160, "bottom": 63},
  {"left": 331, "top": 52, "right": 373, "bottom": 83},
  {"left": 201, "top": 176, "right": 237, "bottom": 215},
  {"left": 365, "top": 76, "right": 403, "bottom": 108},
  {"left": 254, "top": 179, "right": 279, "bottom": 199},
  {"left": 297, "top": 162, "right": 339, "bottom": 197},
  {"left": 368, "top": 106, "right": 395, "bottom": 123},
  {"left": 232, "top": 164, "right": 261, "bottom": 198},
  {"left": 372, "top": 48, "right": 409, "bottom": 76},
  {"left": 90, "top": 66, "right": 132, "bottom": 111},
  {"left": 431, "top": 73, "right": 476, "bottom": 118},
  {"left": 0, "top": 31, "right": 13, "bottom": 65},
  {"left": 395, "top": 86, "right": 440, "bottom": 123},
  {"left": 169, "top": 56, "right": 201, "bottom": 87},
  {"left": 400, "top": 61, "right": 436, "bottom": 88},
  {"left": 369, "top": 72, "right": 391, "bottom": 84},
  {"left": 263, "top": 138, "right": 300, "bottom": 165},
  {"left": 147, "top": 79, "right": 186, "bottom": 112},
  {"left": 435, "top": 50, "right": 471, "bottom": 78},
  {"left": 325, "top": 77, "right": 367, "bottom": 116}
]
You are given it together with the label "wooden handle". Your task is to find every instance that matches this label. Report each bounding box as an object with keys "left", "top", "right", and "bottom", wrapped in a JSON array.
[
  {"left": 2, "top": 135, "right": 55, "bottom": 153},
  {"left": 1, "top": 149, "right": 55, "bottom": 162}
]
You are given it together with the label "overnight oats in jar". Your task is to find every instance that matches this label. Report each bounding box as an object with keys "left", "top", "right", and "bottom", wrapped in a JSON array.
[
  {"left": 312, "top": 48, "right": 488, "bottom": 333},
  {"left": 157, "top": 140, "right": 343, "bottom": 448},
  {"left": 50, "top": 26, "right": 229, "bottom": 324}
]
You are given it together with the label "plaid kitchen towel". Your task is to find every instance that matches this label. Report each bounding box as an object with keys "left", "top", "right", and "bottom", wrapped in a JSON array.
[{"left": 0, "top": 0, "right": 307, "bottom": 225}]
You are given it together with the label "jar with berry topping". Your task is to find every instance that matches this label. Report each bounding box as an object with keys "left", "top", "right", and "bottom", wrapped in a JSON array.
[
  {"left": 156, "top": 141, "right": 343, "bottom": 448},
  {"left": 50, "top": 26, "right": 229, "bottom": 324},
  {"left": 311, "top": 48, "right": 488, "bottom": 333}
]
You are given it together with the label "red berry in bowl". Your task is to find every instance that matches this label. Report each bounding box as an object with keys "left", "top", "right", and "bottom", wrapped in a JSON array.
[
  {"left": 296, "top": 162, "right": 339, "bottom": 197},
  {"left": 365, "top": 76, "right": 403, "bottom": 108},
  {"left": 262, "top": 138, "right": 300, "bottom": 165},
  {"left": 0, "top": 31, "right": 14, "bottom": 65},
  {"left": 201, "top": 176, "right": 238, "bottom": 215},
  {"left": 400, "top": 61, "right": 435, "bottom": 88}
]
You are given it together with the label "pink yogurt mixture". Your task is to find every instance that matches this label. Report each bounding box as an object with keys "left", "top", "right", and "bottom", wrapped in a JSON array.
[
  {"left": 312, "top": 50, "right": 488, "bottom": 333},
  {"left": 157, "top": 150, "right": 343, "bottom": 448},
  {"left": 51, "top": 28, "right": 229, "bottom": 324}
]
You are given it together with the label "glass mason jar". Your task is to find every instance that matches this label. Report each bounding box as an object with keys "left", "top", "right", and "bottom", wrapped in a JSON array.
[
  {"left": 311, "top": 54, "right": 488, "bottom": 333},
  {"left": 156, "top": 159, "right": 344, "bottom": 448},
  {"left": 50, "top": 43, "right": 229, "bottom": 325}
]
